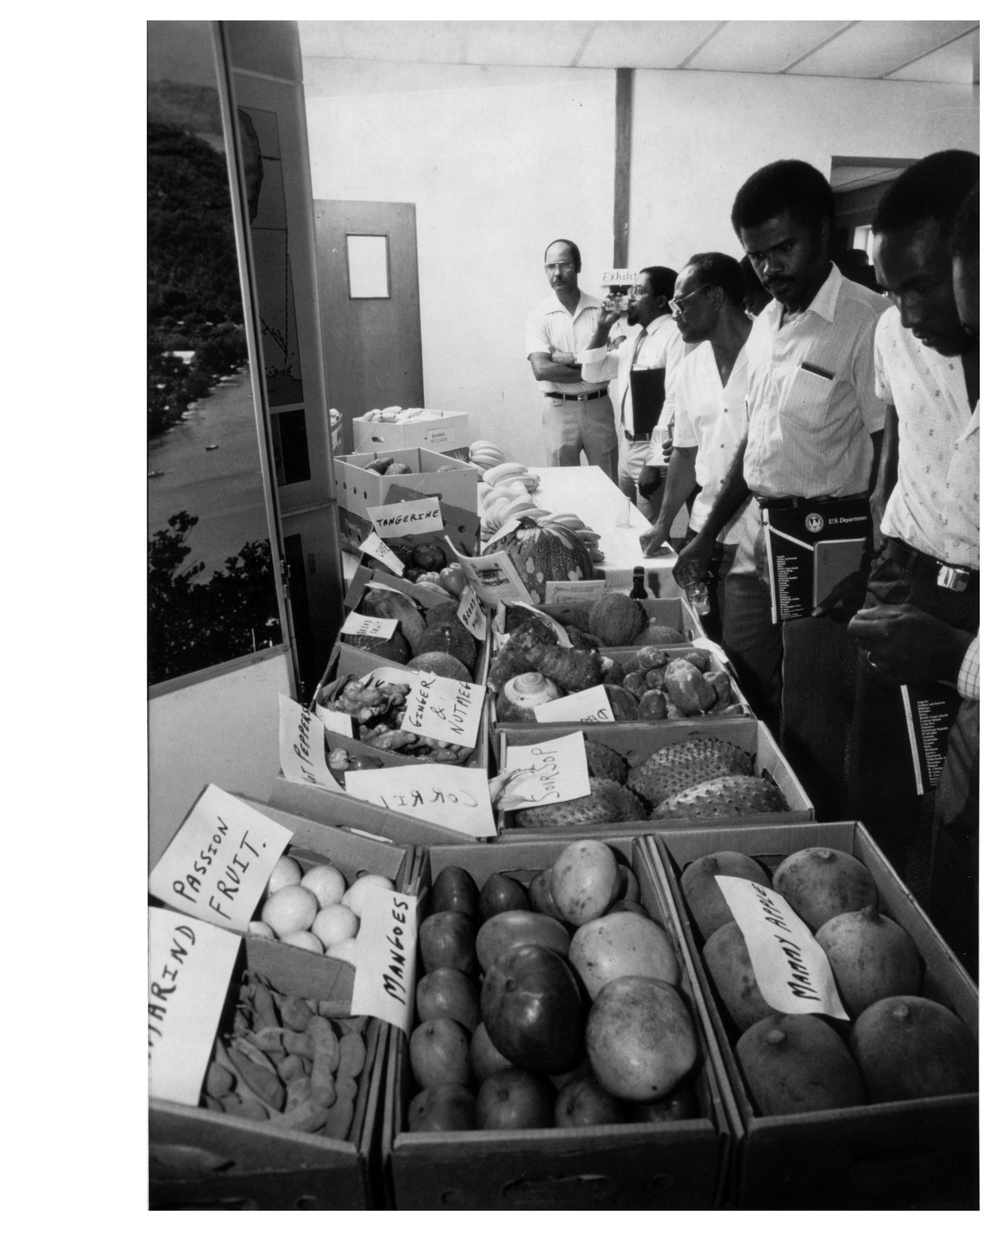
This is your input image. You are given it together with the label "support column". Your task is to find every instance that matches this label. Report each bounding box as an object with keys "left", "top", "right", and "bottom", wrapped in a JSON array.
[{"left": 614, "top": 67, "right": 634, "bottom": 268}]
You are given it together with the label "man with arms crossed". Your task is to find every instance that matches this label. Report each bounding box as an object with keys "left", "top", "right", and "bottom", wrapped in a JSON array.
[
  {"left": 525, "top": 239, "right": 617, "bottom": 479},
  {"left": 673, "top": 160, "right": 888, "bottom": 820},
  {"left": 576, "top": 266, "right": 683, "bottom": 520},
  {"left": 845, "top": 153, "right": 979, "bottom": 891},
  {"left": 641, "top": 252, "right": 782, "bottom": 726}
]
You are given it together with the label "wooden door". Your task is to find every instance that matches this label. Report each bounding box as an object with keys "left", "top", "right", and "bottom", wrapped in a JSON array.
[{"left": 313, "top": 201, "right": 424, "bottom": 452}]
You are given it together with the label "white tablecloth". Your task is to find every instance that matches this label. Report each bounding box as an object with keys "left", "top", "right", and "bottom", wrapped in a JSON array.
[{"left": 530, "top": 466, "right": 681, "bottom": 596}]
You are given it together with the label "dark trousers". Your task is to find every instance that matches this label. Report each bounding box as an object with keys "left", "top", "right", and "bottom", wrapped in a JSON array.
[
  {"left": 848, "top": 541, "right": 980, "bottom": 872},
  {"left": 929, "top": 696, "right": 978, "bottom": 979},
  {"left": 683, "top": 527, "right": 734, "bottom": 645}
]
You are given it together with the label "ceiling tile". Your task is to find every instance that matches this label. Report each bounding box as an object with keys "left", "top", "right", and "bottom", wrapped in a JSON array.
[
  {"left": 788, "top": 20, "right": 978, "bottom": 79},
  {"left": 464, "top": 21, "right": 596, "bottom": 67},
  {"left": 886, "top": 27, "right": 979, "bottom": 84},
  {"left": 686, "top": 21, "right": 852, "bottom": 74},
  {"left": 575, "top": 21, "right": 722, "bottom": 69}
]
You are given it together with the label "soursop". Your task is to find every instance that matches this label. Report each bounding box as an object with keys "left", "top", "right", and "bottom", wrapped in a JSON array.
[
  {"left": 650, "top": 774, "right": 788, "bottom": 821},
  {"left": 513, "top": 778, "right": 647, "bottom": 828},
  {"left": 628, "top": 736, "right": 754, "bottom": 807}
]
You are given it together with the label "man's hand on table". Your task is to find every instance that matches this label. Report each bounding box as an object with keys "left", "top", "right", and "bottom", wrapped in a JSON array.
[
  {"left": 641, "top": 520, "right": 672, "bottom": 557},
  {"left": 846, "top": 603, "right": 973, "bottom": 686}
]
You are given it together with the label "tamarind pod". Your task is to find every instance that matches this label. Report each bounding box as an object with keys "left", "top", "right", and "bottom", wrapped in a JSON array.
[
  {"left": 253, "top": 982, "right": 280, "bottom": 1031},
  {"left": 284, "top": 1074, "right": 314, "bottom": 1111},
  {"left": 276, "top": 994, "right": 313, "bottom": 1032},
  {"left": 338, "top": 1032, "right": 366, "bottom": 1081},
  {"left": 276, "top": 1054, "right": 306, "bottom": 1083},
  {"left": 268, "top": 1096, "right": 329, "bottom": 1133},
  {"left": 205, "top": 1060, "right": 235, "bottom": 1099},
  {"left": 220, "top": 1092, "right": 269, "bottom": 1122},
  {"left": 227, "top": 1045, "right": 286, "bottom": 1111},
  {"left": 306, "top": 1016, "right": 339, "bottom": 1108},
  {"left": 231, "top": 1035, "right": 278, "bottom": 1073}
]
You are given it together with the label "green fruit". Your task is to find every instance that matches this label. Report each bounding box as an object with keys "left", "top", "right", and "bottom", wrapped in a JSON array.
[
  {"left": 680, "top": 851, "right": 771, "bottom": 941},
  {"left": 737, "top": 1013, "right": 866, "bottom": 1115},
  {"left": 849, "top": 996, "right": 977, "bottom": 1101},
  {"left": 475, "top": 910, "right": 571, "bottom": 973},
  {"left": 703, "top": 920, "right": 773, "bottom": 1032},
  {"left": 430, "top": 865, "right": 479, "bottom": 919},
  {"left": 815, "top": 905, "right": 922, "bottom": 1016},
  {"left": 773, "top": 847, "right": 879, "bottom": 931},
  {"left": 481, "top": 945, "right": 586, "bottom": 1074},
  {"left": 586, "top": 976, "right": 699, "bottom": 1101},
  {"left": 478, "top": 872, "right": 531, "bottom": 922}
]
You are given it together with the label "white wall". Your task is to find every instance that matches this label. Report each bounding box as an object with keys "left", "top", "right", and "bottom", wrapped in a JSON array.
[
  {"left": 148, "top": 649, "right": 294, "bottom": 865},
  {"left": 303, "top": 59, "right": 978, "bottom": 466},
  {"left": 305, "top": 60, "right": 616, "bottom": 467},
  {"left": 629, "top": 71, "right": 979, "bottom": 268}
]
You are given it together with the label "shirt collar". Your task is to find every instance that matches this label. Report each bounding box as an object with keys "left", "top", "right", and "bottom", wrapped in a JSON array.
[
  {"left": 643, "top": 313, "right": 674, "bottom": 336},
  {"left": 542, "top": 288, "right": 601, "bottom": 317},
  {"left": 762, "top": 262, "right": 842, "bottom": 327}
]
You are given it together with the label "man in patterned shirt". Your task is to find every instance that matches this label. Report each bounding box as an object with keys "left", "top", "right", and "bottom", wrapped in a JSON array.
[
  {"left": 848, "top": 182, "right": 979, "bottom": 971},
  {"left": 846, "top": 152, "right": 979, "bottom": 879}
]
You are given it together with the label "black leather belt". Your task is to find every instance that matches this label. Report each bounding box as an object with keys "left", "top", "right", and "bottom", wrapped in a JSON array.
[
  {"left": 885, "top": 537, "right": 979, "bottom": 593},
  {"left": 623, "top": 429, "right": 652, "bottom": 443},
  {"left": 754, "top": 491, "right": 867, "bottom": 510},
  {"left": 544, "top": 388, "right": 609, "bottom": 402}
]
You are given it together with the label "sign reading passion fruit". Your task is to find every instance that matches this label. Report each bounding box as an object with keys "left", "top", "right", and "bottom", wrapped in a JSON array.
[
  {"left": 149, "top": 785, "right": 296, "bottom": 933},
  {"left": 715, "top": 876, "right": 848, "bottom": 1020}
]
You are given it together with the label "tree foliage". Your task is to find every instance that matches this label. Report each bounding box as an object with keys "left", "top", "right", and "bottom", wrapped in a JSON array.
[{"left": 148, "top": 512, "right": 283, "bottom": 686}]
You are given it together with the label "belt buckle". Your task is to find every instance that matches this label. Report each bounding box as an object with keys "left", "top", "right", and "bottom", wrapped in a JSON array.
[{"left": 937, "top": 565, "right": 969, "bottom": 592}]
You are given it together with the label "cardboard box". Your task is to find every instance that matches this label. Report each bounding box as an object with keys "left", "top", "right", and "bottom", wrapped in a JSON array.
[
  {"left": 496, "top": 720, "right": 812, "bottom": 837},
  {"left": 382, "top": 835, "right": 733, "bottom": 1209},
  {"left": 353, "top": 410, "right": 470, "bottom": 455},
  {"left": 311, "top": 643, "right": 492, "bottom": 774},
  {"left": 495, "top": 594, "right": 705, "bottom": 641},
  {"left": 337, "top": 495, "right": 480, "bottom": 560},
  {"left": 652, "top": 821, "right": 979, "bottom": 1210},
  {"left": 334, "top": 446, "right": 477, "bottom": 518}
]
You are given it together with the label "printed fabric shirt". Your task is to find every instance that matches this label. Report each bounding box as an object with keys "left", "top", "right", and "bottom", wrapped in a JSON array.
[
  {"left": 875, "top": 306, "right": 979, "bottom": 568},
  {"left": 578, "top": 314, "right": 684, "bottom": 434},
  {"left": 742, "top": 264, "right": 889, "bottom": 499},
  {"left": 958, "top": 634, "right": 980, "bottom": 702},
  {"left": 647, "top": 339, "right": 752, "bottom": 547},
  {"left": 525, "top": 290, "right": 605, "bottom": 395}
]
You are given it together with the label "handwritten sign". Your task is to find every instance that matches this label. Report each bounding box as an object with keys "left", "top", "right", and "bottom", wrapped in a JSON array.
[
  {"left": 444, "top": 537, "right": 534, "bottom": 607},
  {"left": 715, "top": 876, "right": 848, "bottom": 1020},
  {"left": 341, "top": 610, "right": 398, "bottom": 640},
  {"left": 149, "top": 786, "right": 296, "bottom": 932},
  {"left": 534, "top": 684, "right": 615, "bottom": 724},
  {"left": 367, "top": 496, "right": 442, "bottom": 537},
  {"left": 344, "top": 764, "right": 496, "bottom": 839},
  {"left": 315, "top": 705, "right": 355, "bottom": 737},
  {"left": 457, "top": 584, "right": 487, "bottom": 640},
  {"left": 403, "top": 671, "right": 486, "bottom": 749},
  {"left": 351, "top": 886, "right": 419, "bottom": 1033},
  {"left": 277, "top": 693, "right": 344, "bottom": 791},
  {"left": 498, "top": 732, "right": 591, "bottom": 810},
  {"left": 601, "top": 268, "right": 639, "bottom": 286},
  {"left": 544, "top": 580, "right": 607, "bottom": 607},
  {"left": 148, "top": 909, "right": 242, "bottom": 1105},
  {"left": 359, "top": 531, "right": 406, "bottom": 575},
  {"left": 482, "top": 516, "right": 526, "bottom": 550}
]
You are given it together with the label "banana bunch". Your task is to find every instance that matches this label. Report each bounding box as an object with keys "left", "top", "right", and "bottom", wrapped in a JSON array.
[
  {"left": 535, "top": 511, "right": 606, "bottom": 565},
  {"left": 357, "top": 407, "right": 427, "bottom": 424},
  {"left": 468, "top": 440, "right": 507, "bottom": 479},
  {"left": 478, "top": 462, "right": 546, "bottom": 538}
]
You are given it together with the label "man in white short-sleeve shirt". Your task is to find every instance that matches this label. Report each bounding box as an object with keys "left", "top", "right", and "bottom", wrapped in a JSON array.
[
  {"left": 845, "top": 151, "right": 979, "bottom": 882},
  {"left": 525, "top": 239, "right": 617, "bottom": 478},
  {"left": 671, "top": 161, "right": 889, "bottom": 821}
]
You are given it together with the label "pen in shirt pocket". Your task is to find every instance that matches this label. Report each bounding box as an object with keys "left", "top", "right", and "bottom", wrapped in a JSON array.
[{"left": 799, "top": 361, "right": 835, "bottom": 381}]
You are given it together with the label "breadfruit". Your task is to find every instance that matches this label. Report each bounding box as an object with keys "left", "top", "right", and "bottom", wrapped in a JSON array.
[
  {"left": 414, "top": 622, "right": 477, "bottom": 673},
  {"left": 512, "top": 778, "right": 647, "bottom": 828},
  {"left": 340, "top": 630, "right": 411, "bottom": 664},
  {"left": 703, "top": 920, "right": 773, "bottom": 1032},
  {"left": 407, "top": 652, "right": 473, "bottom": 683},
  {"left": 849, "top": 996, "right": 977, "bottom": 1101},
  {"left": 814, "top": 905, "right": 922, "bottom": 1016},
  {"left": 584, "top": 740, "right": 629, "bottom": 785},
  {"left": 632, "top": 624, "right": 687, "bottom": 647},
  {"left": 737, "top": 1014, "right": 867, "bottom": 1115},
  {"left": 772, "top": 847, "right": 878, "bottom": 932},
  {"left": 653, "top": 775, "right": 787, "bottom": 821},
  {"left": 680, "top": 852, "right": 771, "bottom": 941},
  {"left": 588, "top": 594, "right": 648, "bottom": 647},
  {"left": 628, "top": 736, "right": 754, "bottom": 807}
]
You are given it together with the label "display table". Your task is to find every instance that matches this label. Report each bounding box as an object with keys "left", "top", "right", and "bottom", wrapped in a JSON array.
[{"left": 531, "top": 466, "right": 681, "bottom": 596}]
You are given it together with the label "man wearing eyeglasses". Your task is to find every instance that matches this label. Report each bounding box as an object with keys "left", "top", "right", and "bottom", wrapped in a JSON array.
[
  {"left": 577, "top": 266, "right": 683, "bottom": 521},
  {"left": 525, "top": 239, "right": 617, "bottom": 478},
  {"left": 672, "top": 160, "right": 889, "bottom": 820}
]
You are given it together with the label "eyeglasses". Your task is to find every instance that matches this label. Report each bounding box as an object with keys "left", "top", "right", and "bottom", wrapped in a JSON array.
[
  {"left": 668, "top": 284, "right": 710, "bottom": 316},
  {"left": 544, "top": 262, "right": 577, "bottom": 273}
]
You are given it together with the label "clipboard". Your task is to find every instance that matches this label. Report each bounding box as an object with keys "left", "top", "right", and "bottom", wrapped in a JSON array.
[{"left": 762, "top": 498, "right": 871, "bottom": 623}]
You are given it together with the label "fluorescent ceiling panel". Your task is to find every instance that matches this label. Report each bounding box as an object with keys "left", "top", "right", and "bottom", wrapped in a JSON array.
[
  {"left": 789, "top": 20, "right": 977, "bottom": 79},
  {"left": 577, "top": 21, "right": 722, "bottom": 69},
  {"left": 686, "top": 21, "right": 851, "bottom": 74},
  {"left": 887, "top": 27, "right": 979, "bottom": 83}
]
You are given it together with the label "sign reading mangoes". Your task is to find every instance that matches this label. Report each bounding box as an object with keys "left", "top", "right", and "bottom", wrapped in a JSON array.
[
  {"left": 367, "top": 496, "right": 442, "bottom": 537},
  {"left": 534, "top": 684, "right": 614, "bottom": 724},
  {"left": 148, "top": 908, "right": 242, "bottom": 1105},
  {"left": 402, "top": 671, "right": 485, "bottom": 749},
  {"left": 715, "top": 876, "right": 848, "bottom": 1020},
  {"left": 148, "top": 785, "right": 296, "bottom": 933},
  {"left": 498, "top": 732, "right": 592, "bottom": 810},
  {"left": 351, "top": 886, "right": 419, "bottom": 1033},
  {"left": 344, "top": 764, "right": 496, "bottom": 839}
]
